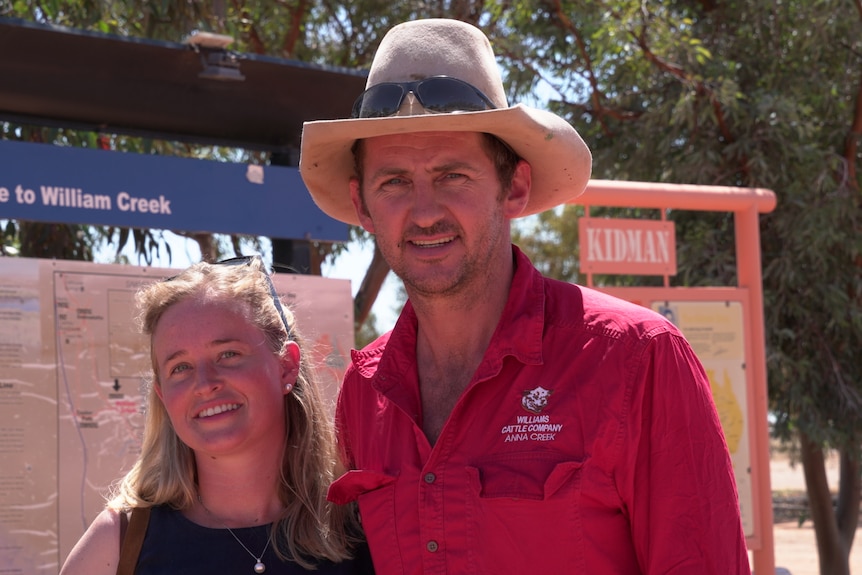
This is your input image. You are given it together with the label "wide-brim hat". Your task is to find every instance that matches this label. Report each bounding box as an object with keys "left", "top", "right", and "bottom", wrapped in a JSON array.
[{"left": 299, "top": 18, "right": 592, "bottom": 226}]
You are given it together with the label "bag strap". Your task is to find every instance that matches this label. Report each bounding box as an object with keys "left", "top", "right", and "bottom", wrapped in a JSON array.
[{"left": 116, "top": 507, "right": 151, "bottom": 575}]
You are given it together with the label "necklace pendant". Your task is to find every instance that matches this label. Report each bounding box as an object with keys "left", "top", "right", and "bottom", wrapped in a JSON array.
[{"left": 254, "top": 560, "right": 266, "bottom": 573}]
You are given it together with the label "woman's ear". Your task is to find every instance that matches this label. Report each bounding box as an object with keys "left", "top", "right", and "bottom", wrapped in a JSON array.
[{"left": 281, "top": 341, "right": 301, "bottom": 393}]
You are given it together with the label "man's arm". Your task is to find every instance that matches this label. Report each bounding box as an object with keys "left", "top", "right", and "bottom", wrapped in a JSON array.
[{"left": 621, "top": 332, "right": 751, "bottom": 574}]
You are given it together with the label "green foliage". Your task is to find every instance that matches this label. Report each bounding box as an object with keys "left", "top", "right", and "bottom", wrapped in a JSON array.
[
  {"left": 354, "top": 309, "right": 382, "bottom": 349},
  {"left": 513, "top": 206, "right": 584, "bottom": 283}
]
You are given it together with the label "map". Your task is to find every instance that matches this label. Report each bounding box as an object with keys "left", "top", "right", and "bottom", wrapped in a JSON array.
[{"left": 0, "top": 258, "right": 353, "bottom": 574}]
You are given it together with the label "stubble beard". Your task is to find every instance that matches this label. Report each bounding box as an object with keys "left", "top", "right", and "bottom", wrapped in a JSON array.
[{"left": 381, "top": 212, "right": 507, "bottom": 305}]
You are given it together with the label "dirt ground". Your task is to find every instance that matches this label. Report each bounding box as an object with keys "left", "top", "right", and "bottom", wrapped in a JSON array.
[{"left": 763, "top": 452, "right": 862, "bottom": 575}]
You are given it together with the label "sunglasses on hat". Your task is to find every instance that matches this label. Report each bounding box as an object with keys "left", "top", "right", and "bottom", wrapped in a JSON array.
[
  {"left": 351, "top": 75, "right": 498, "bottom": 119},
  {"left": 164, "top": 254, "right": 294, "bottom": 340}
]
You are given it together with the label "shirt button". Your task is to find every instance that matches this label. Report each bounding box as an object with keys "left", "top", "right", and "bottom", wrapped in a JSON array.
[
  {"left": 426, "top": 540, "right": 439, "bottom": 553},
  {"left": 424, "top": 473, "right": 436, "bottom": 484}
]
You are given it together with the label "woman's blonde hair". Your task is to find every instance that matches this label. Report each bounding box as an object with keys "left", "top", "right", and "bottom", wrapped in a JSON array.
[{"left": 109, "top": 256, "right": 360, "bottom": 567}]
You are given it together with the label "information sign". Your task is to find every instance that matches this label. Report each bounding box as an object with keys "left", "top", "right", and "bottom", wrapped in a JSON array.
[
  {"left": 0, "top": 140, "right": 347, "bottom": 242},
  {"left": 579, "top": 218, "right": 677, "bottom": 275}
]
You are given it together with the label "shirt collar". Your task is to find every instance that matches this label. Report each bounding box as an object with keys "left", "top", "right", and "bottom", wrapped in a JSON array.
[
  {"left": 351, "top": 245, "right": 547, "bottom": 385},
  {"left": 482, "top": 245, "right": 546, "bottom": 369}
]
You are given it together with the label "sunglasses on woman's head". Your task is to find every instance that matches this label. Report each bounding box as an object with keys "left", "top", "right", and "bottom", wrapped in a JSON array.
[
  {"left": 350, "top": 76, "right": 499, "bottom": 119},
  {"left": 165, "top": 255, "right": 294, "bottom": 340}
]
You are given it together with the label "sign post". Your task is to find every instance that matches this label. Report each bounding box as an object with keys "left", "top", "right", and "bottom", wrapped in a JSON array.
[{"left": 573, "top": 180, "right": 777, "bottom": 575}]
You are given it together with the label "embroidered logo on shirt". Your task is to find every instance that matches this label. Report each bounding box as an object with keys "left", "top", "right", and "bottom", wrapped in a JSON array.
[
  {"left": 521, "top": 386, "right": 553, "bottom": 414},
  {"left": 500, "top": 414, "right": 563, "bottom": 443},
  {"left": 499, "top": 387, "right": 562, "bottom": 443}
]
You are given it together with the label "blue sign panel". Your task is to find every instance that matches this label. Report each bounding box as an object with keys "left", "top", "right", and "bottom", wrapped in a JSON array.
[{"left": 0, "top": 140, "right": 348, "bottom": 242}]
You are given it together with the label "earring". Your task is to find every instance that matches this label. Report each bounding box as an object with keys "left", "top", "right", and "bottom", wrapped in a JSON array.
[{"left": 285, "top": 383, "right": 293, "bottom": 392}]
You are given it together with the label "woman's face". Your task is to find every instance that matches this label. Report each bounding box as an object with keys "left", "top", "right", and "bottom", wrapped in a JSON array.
[{"left": 152, "top": 296, "right": 299, "bottom": 459}]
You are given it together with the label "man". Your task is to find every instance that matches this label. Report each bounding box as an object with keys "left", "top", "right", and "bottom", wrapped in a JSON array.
[{"left": 300, "top": 18, "right": 750, "bottom": 575}]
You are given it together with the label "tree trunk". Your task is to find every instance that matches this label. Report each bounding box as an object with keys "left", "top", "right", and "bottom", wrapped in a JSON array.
[
  {"left": 799, "top": 430, "right": 853, "bottom": 575},
  {"left": 192, "top": 233, "right": 217, "bottom": 262},
  {"left": 353, "top": 242, "right": 390, "bottom": 330},
  {"left": 835, "top": 442, "right": 861, "bottom": 556}
]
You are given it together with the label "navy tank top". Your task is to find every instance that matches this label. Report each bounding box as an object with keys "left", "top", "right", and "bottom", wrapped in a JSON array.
[{"left": 135, "top": 505, "right": 373, "bottom": 574}]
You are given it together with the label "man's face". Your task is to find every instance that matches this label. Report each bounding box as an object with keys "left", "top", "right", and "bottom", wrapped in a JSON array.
[{"left": 349, "top": 131, "right": 529, "bottom": 300}]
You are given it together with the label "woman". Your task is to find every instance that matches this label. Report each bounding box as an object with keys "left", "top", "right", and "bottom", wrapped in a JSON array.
[{"left": 60, "top": 255, "right": 372, "bottom": 575}]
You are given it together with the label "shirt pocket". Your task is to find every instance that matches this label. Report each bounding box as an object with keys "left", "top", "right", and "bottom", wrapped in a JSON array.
[
  {"left": 328, "top": 470, "right": 402, "bottom": 574},
  {"left": 465, "top": 453, "right": 586, "bottom": 573}
]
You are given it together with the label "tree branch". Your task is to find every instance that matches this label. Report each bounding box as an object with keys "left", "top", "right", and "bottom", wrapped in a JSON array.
[
  {"left": 353, "top": 242, "right": 391, "bottom": 331},
  {"left": 231, "top": 0, "right": 265, "bottom": 54},
  {"left": 191, "top": 232, "right": 217, "bottom": 262},
  {"left": 629, "top": 21, "right": 750, "bottom": 180},
  {"left": 547, "top": 0, "right": 616, "bottom": 137},
  {"left": 281, "top": 0, "right": 309, "bottom": 58},
  {"left": 843, "top": 43, "right": 862, "bottom": 190}
]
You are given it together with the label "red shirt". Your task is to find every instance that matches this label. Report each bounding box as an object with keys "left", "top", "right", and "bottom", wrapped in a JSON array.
[{"left": 330, "top": 247, "right": 750, "bottom": 575}]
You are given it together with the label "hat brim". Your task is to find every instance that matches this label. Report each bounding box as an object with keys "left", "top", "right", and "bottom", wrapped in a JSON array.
[{"left": 299, "top": 104, "right": 591, "bottom": 226}]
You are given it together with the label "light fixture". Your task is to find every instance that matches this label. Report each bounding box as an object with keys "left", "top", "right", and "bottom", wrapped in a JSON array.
[{"left": 184, "top": 30, "right": 245, "bottom": 82}]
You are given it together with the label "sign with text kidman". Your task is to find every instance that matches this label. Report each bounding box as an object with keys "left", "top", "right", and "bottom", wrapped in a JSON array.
[
  {"left": 0, "top": 140, "right": 347, "bottom": 242},
  {"left": 579, "top": 218, "right": 677, "bottom": 276}
]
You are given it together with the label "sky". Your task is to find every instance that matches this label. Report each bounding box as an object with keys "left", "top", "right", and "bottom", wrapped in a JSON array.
[{"left": 320, "top": 239, "right": 403, "bottom": 333}]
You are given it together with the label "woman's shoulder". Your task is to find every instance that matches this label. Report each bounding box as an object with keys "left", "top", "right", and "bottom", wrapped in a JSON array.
[{"left": 59, "top": 508, "right": 124, "bottom": 575}]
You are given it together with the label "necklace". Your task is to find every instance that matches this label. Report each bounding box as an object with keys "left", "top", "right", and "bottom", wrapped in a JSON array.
[{"left": 198, "top": 494, "right": 272, "bottom": 574}]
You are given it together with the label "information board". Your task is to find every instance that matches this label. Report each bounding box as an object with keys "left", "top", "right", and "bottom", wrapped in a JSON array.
[{"left": 0, "top": 258, "right": 353, "bottom": 573}]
